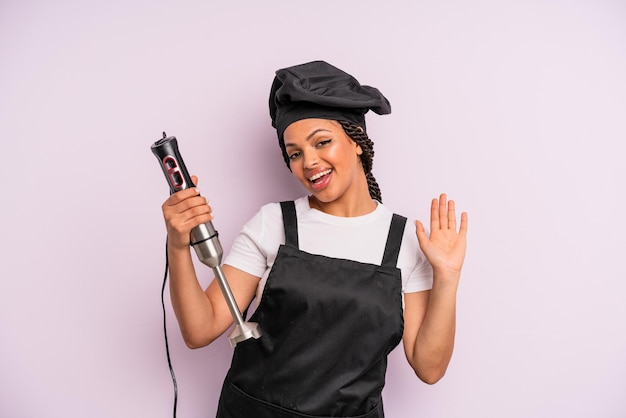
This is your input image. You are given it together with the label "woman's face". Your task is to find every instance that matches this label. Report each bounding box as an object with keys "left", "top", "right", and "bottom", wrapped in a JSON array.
[{"left": 283, "top": 118, "right": 365, "bottom": 205}]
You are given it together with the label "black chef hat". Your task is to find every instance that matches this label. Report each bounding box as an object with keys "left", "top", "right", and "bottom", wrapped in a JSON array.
[{"left": 269, "top": 60, "right": 391, "bottom": 141}]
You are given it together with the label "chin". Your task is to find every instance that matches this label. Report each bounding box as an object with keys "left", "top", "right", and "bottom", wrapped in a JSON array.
[{"left": 310, "top": 190, "right": 339, "bottom": 204}]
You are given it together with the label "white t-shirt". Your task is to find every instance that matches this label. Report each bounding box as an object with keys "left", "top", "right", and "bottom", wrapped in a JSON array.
[{"left": 224, "top": 196, "right": 433, "bottom": 305}]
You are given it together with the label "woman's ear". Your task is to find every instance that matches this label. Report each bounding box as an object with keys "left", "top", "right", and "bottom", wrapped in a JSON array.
[{"left": 353, "top": 127, "right": 364, "bottom": 156}]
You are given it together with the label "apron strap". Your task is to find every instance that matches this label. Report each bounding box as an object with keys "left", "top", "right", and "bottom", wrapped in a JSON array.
[
  {"left": 381, "top": 214, "right": 407, "bottom": 268},
  {"left": 280, "top": 201, "right": 405, "bottom": 267},
  {"left": 280, "top": 201, "right": 299, "bottom": 249}
]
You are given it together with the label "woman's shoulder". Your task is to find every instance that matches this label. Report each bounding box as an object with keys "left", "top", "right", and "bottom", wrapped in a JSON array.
[
  {"left": 242, "top": 196, "right": 309, "bottom": 235},
  {"left": 252, "top": 196, "right": 308, "bottom": 220},
  {"left": 256, "top": 196, "right": 308, "bottom": 209}
]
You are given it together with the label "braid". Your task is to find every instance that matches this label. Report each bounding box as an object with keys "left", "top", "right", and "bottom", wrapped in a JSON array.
[{"left": 338, "top": 120, "right": 382, "bottom": 203}]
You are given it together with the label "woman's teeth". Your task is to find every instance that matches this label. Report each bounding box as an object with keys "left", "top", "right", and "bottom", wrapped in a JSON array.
[{"left": 309, "top": 169, "right": 332, "bottom": 183}]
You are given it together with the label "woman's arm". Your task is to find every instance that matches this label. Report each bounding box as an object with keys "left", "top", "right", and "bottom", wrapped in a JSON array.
[
  {"left": 162, "top": 178, "right": 259, "bottom": 348},
  {"left": 402, "top": 194, "right": 468, "bottom": 384}
]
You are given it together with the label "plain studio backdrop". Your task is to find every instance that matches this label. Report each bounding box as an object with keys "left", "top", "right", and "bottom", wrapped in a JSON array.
[{"left": 1, "top": 1, "right": 625, "bottom": 417}]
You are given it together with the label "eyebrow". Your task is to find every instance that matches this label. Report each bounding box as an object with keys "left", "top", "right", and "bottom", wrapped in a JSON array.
[{"left": 284, "top": 128, "right": 332, "bottom": 147}]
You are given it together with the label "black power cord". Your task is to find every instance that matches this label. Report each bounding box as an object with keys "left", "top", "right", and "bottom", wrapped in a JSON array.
[{"left": 162, "top": 239, "right": 178, "bottom": 418}]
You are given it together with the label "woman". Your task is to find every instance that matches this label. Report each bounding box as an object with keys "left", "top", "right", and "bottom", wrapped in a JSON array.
[{"left": 162, "top": 61, "right": 468, "bottom": 418}]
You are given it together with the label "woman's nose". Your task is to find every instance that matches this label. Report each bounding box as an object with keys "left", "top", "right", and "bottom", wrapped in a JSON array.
[{"left": 303, "top": 150, "right": 319, "bottom": 168}]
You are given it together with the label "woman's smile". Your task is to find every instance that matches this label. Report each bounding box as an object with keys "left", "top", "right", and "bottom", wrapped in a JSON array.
[{"left": 308, "top": 168, "right": 333, "bottom": 190}]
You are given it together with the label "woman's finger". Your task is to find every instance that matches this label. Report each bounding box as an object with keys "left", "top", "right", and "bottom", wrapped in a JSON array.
[
  {"left": 430, "top": 198, "right": 440, "bottom": 231},
  {"left": 459, "top": 211, "right": 469, "bottom": 236},
  {"left": 448, "top": 199, "right": 457, "bottom": 231},
  {"left": 164, "top": 187, "right": 201, "bottom": 206},
  {"left": 438, "top": 194, "right": 448, "bottom": 230}
]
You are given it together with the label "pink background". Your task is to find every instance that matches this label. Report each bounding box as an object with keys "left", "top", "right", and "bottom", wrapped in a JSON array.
[{"left": 1, "top": 1, "right": 625, "bottom": 417}]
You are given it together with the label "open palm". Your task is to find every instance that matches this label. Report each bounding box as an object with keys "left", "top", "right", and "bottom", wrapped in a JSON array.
[{"left": 416, "top": 194, "right": 468, "bottom": 274}]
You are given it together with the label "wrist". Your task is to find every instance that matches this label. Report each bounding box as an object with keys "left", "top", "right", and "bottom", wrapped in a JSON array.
[
  {"left": 431, "top": 267, "right": 461, "bottom": 289},
  {"left": 167, "top": 240, "right": 191, "bottom": 256}
]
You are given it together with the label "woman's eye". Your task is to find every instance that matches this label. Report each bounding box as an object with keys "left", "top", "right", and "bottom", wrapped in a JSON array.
[
  {"left": 288, "top": 151, "right": 301, "bottom": 160},
  {"left": 317, "top": 139, "right": 332, "bottom": 147}
]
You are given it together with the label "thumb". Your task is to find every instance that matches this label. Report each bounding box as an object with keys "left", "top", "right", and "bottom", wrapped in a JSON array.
[{"left": 415, "top": 220, "right": 428, "bottom": 243}]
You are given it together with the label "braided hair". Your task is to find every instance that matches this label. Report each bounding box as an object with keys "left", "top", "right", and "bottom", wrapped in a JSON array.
[{"left": 337, "top": 120, "right": 382, "bottom": 203}]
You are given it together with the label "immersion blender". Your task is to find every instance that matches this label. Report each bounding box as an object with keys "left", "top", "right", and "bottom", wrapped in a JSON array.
[{"left": 151, "top": 133, "right": 261, "bottom": 347}]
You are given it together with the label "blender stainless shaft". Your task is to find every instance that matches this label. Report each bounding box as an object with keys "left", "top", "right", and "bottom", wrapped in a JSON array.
[
  {"left": 189, "top": 221, "right": 262, "bottom": 346},
  {"left": 151, "top": 133, "right": 261, "bottom": 347}
]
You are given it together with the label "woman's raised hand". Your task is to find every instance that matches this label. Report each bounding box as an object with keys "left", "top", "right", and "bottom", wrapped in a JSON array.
[
  {"left": 161, "top": 175, "right": 214, "bottom": 250},
  {"left": 415, "top": 194, "right": 468, "bottom": 275}
]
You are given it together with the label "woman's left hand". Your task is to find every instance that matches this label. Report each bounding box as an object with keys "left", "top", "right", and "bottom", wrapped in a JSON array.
[{"left": 415, "top": 194, "right": 468, "bottom": 275}]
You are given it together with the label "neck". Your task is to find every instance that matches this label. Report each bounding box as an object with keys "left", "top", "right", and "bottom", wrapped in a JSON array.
[{"left": 308, "top": 182, "right": 377, "bottom": 217}]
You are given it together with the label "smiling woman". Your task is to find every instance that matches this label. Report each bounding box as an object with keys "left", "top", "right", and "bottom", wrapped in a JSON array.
[{"left": 160, "top": 60, "right": 468, "bottom": 418}]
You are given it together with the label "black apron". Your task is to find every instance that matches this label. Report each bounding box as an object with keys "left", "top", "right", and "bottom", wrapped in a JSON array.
[{"left": 217, "top": 201, "right": 406, "bottom": 418}]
